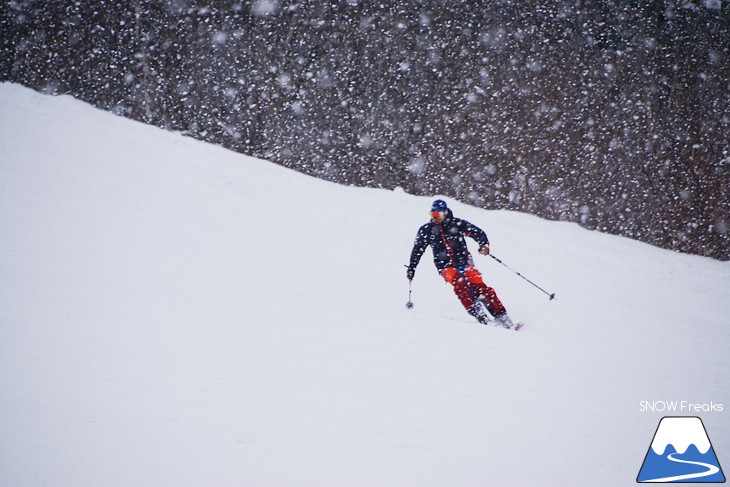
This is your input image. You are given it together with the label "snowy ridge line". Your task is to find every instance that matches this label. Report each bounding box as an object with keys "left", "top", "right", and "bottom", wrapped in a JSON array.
[{"left": 650, "top": 417, "right": 712, "bottom": 455}]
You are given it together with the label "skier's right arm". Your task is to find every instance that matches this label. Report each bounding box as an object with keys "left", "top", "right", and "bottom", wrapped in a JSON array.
[{"left": 407, "top": 226, "right": 429, "bottom": 279}]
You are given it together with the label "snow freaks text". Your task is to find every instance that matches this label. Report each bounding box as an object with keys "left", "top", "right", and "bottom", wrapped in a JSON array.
[{"left": 640, "top": 401, "right": 724, "bottom": 413}]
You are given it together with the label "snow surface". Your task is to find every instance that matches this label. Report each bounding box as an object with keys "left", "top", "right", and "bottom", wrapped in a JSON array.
[{"left": 1, "top": 82, "right": 728, "bottom": 486}]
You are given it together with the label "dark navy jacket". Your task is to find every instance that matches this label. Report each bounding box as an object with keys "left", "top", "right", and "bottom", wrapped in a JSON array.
[{"left": 409, "top": 209, "right": 490, "bottom": 271}]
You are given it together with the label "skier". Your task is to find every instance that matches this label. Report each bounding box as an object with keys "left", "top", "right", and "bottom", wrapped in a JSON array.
[{"left": 406, "top": 199, "right": 515, "bottom": 328}]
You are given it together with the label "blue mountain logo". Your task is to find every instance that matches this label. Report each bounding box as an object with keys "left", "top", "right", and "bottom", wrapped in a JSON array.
[{"left": 637, "top": 416, "right": 725, "bottom": 483}]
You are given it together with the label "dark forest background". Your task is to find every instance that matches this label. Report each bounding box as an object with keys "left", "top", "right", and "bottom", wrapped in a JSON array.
[{"left": 2, "top": 0, "right": 728, "bottom": 259}]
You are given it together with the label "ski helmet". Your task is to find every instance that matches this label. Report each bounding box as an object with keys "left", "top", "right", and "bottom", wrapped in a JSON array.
[
  {"left": 431, "top": 199, "right": 448, "bottom": 212},
  {"left": 430, "top": 199, "right": 448, "bottom": 223}
]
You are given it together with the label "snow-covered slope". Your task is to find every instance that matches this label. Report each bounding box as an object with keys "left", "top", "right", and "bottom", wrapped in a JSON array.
[{"left": 1, "top": 83, "right": 728, "bottom": 487}]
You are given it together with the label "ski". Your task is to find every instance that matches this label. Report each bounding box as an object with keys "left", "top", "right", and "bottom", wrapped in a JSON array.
[
  {"left": 477, "top": 313, "right": 524, "bottom": 331},
  {"left": 476, "top": 302, "right": 524, "bottom": 331},
  {"left": 446, "top": 313, "right": 525, "bottom": 330},
  {"left": 494, "top": 321, "right": 524, "bottom": 331}
]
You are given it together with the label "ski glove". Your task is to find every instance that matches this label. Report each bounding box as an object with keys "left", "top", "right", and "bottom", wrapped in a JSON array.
[
  {"left": 479, "top": 245, "right": 490, "bottom": 256},
  {"left": 406, "top": 267, "right": 415, "bottom": 280}
]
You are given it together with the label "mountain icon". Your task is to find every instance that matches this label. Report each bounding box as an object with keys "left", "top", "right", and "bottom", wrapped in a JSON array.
[{"left": 637, "top": 416, "right": 726, "bottom": 483}]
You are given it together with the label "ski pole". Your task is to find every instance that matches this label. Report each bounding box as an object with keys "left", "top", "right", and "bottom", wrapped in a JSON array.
[
  {"left": 489, "top": 254, "right": 556, "bottom": 301},
  {"left": 406, "top": 279, "right": 414, "bottom": 309}
]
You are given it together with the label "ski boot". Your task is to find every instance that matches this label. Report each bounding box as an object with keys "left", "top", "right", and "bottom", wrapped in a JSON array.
[
  {"left": 492, "top": 311, "right": 514, "bottom": 329},
  {"left": 467, "top": 304, "right": 490, "bottom": 325}
]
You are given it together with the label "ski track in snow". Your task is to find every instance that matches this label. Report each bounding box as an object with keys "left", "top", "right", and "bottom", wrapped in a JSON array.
[{"left": 642, "top": 453, "right": 720, "bottom": 482}]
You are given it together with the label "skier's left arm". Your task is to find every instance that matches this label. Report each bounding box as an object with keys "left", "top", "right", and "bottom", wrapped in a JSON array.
[{"left": 461, "top": 220, "right": 490, "bottom": 255}]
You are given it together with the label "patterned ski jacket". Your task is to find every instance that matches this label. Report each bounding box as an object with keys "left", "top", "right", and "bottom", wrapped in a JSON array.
[{"left": 408, "top": 209, "right": 490, "bottom": 271}]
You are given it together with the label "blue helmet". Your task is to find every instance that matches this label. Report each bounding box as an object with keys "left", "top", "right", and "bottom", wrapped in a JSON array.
[{"left": 431, "top": 199, "right": 448, "bottom": 212}]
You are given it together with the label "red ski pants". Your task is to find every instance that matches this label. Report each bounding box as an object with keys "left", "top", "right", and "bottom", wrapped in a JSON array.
[{"left": 440, "top": 265, "right": 506, "bottom": 315}]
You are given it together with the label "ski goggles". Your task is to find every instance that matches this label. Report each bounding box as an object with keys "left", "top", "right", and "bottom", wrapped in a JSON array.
[{"left": 430, "top": 210, "right": 446, "bottom": 222}]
